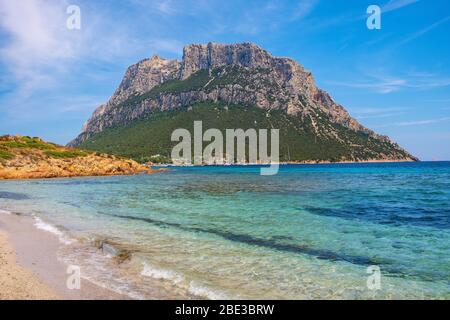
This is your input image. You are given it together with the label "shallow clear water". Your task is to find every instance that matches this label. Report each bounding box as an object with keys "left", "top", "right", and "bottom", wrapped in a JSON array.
[{"left": 1, "top": 162, "right": 449, "bottom": 299}]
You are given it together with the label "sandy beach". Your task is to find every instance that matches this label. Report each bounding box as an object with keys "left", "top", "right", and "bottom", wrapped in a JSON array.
[
  {"left": 0, "top": 212, "right": 128, "bottom": 300},
  {"left": 0, "top": 231, "right": 59, "bottom": 300}
]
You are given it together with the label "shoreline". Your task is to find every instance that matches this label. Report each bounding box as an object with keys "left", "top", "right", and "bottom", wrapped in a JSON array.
[
  {"left": 0, "top": 169, "right": 166, "bottom": 182},
  {"left": 0, "top": 209, "right": 199, "bottom": 300},
  {"left": 0, "top": 169, "right": 166, "bottom": 181},
  {"left": 1, "top": 160, "right": 421, "bottom": 179},
  {"left": 154, "top": 159, "right": 419, "bottom": 167},
  {"left": 0, "top": 212, "right": 130, "bottom": 300}
]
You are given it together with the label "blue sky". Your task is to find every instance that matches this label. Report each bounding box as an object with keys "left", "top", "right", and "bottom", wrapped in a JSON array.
[{"left": 0, "top": 0, "right": 449, "bottom": 160}]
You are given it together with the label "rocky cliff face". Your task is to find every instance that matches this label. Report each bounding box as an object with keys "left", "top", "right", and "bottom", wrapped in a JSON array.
[
  {"left": 69, "top": 42, "right": 415, "bottom": 162},
  {"left": 82, "top": 55, "right": 181, "bottom": 133}
]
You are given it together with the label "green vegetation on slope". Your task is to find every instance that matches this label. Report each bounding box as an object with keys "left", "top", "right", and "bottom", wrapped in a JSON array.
[
  {"left": 0, "top": 135, "right": 91, "bottom": 160},
  {"left": 117, "top": 66, "right": 265, "bottom": 111},
  {"left": 78, "top": 102, "right": 410, "bottom": 163},
  {"left": 0, "top": 150, "right": 13, "bottom": 160},
  {"left": 0, "top": 136, "right": 57, "bottom": 150}
]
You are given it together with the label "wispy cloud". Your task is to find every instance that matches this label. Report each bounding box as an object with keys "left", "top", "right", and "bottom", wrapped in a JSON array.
[
  {"left": 156, "top": 0, "right": 175, "bottom": 15},
  {"left": 300, "top": 0, "right": 419, "bottom": 33},
  {"left": 130, "top": 0, "right": 319, "bottom": 36},
  {"left": 327, "top": 76, "right": 407, "bottom": 94},
  {"left": 328, "top": 70, "right": 450, "bottom": 94},
  {"left": 397, "top": 15, "right": 450, "bottom": 46},
  {"left": 382, "top": 0, "right": 420, "bottom": 13},
  {"left": 351, "top": 107, "right": 408, "bottom": 119},
  {"left": 0, "top": 0, "right": 75, "bottom": 97},
  {"left": 290, "top": 0, "right": 319, "bottom": 21},
  {"left": 394, "top": 117, "right": 450, "bottom": 126},
  {"left": 0, "top": 0, "right": 181, "bottom": 104},
  {"left": 375, "top": 117, "right": 450, "bottom": 127}
]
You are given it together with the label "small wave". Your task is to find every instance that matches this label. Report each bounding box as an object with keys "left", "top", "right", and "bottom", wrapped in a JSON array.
[
  {"left": 81, "top": 274, "right": 145, "bottom": 300},
  {"left": 140, "top": 262, "right": 229, "bottom": 299},
  {"left": 59, "top": 252, "right": 145, "bottom": 300},
  {"left": 188, "top": 281, "right": 229, "bottom": 300},
  {"left": 0, "top": 209, "right": 12, "bottom": 215},
  {"left": 141, "top": 262, "right": 184, "bottom": 284},
  {"left": 33, "top": 216, "right": 74, "bottom": 245}
]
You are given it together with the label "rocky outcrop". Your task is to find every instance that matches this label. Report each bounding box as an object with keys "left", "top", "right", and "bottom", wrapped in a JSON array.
[
  {"left": 180, "top": 43, "right": 287, "bottom": 79},
  {"left": 81, "top": 55, "right": 181, "bottom": 133},
  {"left": 68, "top": 42, "right": 415, "bottom": 161},
  {"left": 110, "top": 55, "right": 181, "bottom": 106},
  {"left": 0, "top": 135, "right": 157, "bottom": 179}
]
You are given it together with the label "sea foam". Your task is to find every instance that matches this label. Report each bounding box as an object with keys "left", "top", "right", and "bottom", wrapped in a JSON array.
[
  {"left": 0, "top": 209, "right": 12, "bottom": 215},
  {"left": 187, "top": 281, "right": 229, "bottom": 300},
  {"left": 140, "top": 262, "right": 228, "bottom": 299},
  {"left": 141, "top": 262, "right": 184, "bottom": 284},
  {"left": 33, "top": 216, "right": 74, "bottom": 245}
]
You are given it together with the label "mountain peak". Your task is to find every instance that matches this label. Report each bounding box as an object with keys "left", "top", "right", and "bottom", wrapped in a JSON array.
[
  {"left": 180, "top": 42, "right": 288, "bottom": 79},
  {"left": 68, "top": 42, "right": 416, "bottom": 163}
]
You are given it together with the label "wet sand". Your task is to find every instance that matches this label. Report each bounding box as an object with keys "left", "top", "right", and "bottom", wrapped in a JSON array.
[{"left": 0, "top": 212, "right": 129, "bottom": 300}]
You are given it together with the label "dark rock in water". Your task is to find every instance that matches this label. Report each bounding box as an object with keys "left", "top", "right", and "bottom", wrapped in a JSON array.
[
  {"left": 101, "top": 242, "right": 119, "bottom": 256},
  {"left": 0, "top": 191, "right": 30, "bottom": 200},
  {"left": 96, "top": 239, "right": 132, "bottom": 263},
  {"left": 94, "top": 239, "right": 119, "bottom": 256}
]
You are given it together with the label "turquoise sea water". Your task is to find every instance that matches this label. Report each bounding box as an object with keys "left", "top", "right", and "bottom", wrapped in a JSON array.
[{"left": 0, "top": 162, "right": 449, "bottom": 299}]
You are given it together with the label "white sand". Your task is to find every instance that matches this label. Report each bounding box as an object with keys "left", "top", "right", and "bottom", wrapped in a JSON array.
[{"left": 0, "top": 213, "right": 128, "bottom": 300}]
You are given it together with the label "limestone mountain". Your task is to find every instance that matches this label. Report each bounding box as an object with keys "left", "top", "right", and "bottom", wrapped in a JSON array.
[{"left": 69, "top": 43, "right": 416, "bottom": 163}]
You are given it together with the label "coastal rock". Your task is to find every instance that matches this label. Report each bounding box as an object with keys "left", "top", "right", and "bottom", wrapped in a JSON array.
[{"left": 0, "top": 136, "right": 156, "bottom": 179}]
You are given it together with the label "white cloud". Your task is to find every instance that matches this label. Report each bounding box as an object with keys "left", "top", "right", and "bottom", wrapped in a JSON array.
[
  {"left": 394, "top": 117, "right": 450, "bottom": 126},
  {"left": 382, "top": 0, "right": 420, "bottom": 13},
  {"left": 156, "top": 0, "right": 175, "bottom": 15},
  {"left": 290, "top": 0, "right": 319, "bottom": 21},
  {"left": 328, "top": 77, "right": 407, "bottom": 94},
  {"left": 300, "top": 0, "right": 419, "bottom": 33},
  {"left": 397, "top": 15, "right": 450, "bottom": 46},
  {"left": 351, "top": 107, "right": 407, "bottom": 119},
  {"left": 216, "top": 0, "right": 321, "bottom": 35},
  {"left": 374, "top": 117, "right": 450, "bottom": 127},
  {"left": 328, "top": 70, "right": 450, "bottom": 94},
  {"left": 0, "top": 0, "right": 73, "bottom": 63},
  {"left": 133, "top": 0, "right": 176, "bottom": 15},
  {"left": 0, "top": 0, "right": 182, "bottom": 105},
  {"left": 0, "top": 0, "right": 75, "bottom": 96}
]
